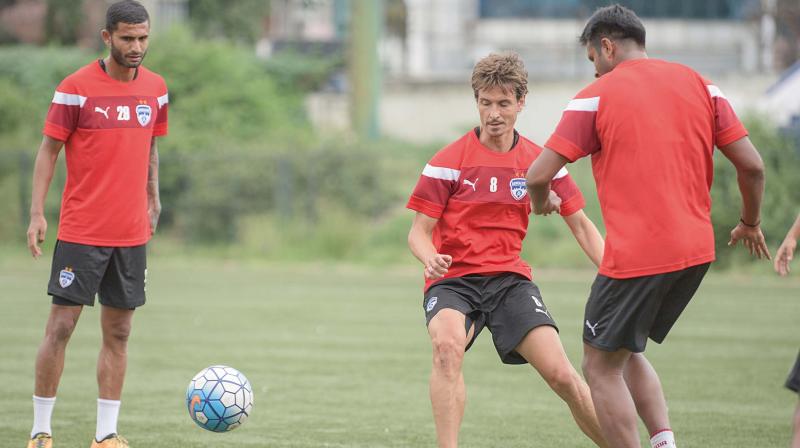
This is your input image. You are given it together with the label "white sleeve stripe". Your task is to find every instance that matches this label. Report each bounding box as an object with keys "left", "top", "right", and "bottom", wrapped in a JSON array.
[
  {"left": 564, "top": 96, "right": 600, "bottom": 112},
  {"left": 52, "top": 91, "right": 87, "bottom": 107},
  {"left": 553, "top": 166, "right": 569, "bottom": 180},
  {"left": 706, "top": 85, "right": 726, "bottom": 99},
  {"left": 422, "top": 164, "right": 460, "bottom": 181},
  {"left": 157, "top": 93, "right": 169, "bottom": 108}
]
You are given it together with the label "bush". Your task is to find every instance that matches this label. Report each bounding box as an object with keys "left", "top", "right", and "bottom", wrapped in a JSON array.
[{"left": 711, "top": 116, "right": 800, "bottom": 267}]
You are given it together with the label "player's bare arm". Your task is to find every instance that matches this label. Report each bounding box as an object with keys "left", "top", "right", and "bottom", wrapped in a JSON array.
[
  {"left": 408, "top": 212, "right": 452, "bottom": 280},
  {"left": 718, "top": 136, "right": 770, "bottom": 260},
  {"left": 775, "top": 213, "right": 800, "bottom": 276},
  {"left": 26, "top": 135, "right": 64, "bottom": 259},
  {"left": 147, "top": 137, "right": 161, "bottom": 234},
  {"left": 526, "top": 148, "right": 569, "bottom": 216},
  {"left": 563, "top": 210, "right": 604, "bottom": 267}
]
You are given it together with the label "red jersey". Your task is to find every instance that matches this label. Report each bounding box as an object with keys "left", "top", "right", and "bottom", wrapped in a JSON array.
[
  {"left": 545, "top": 58, "right": 747, "bottom": 279},
  {"left": 43, "top": 61, "right": 169, "bottom": 247},
  {"left": 407, "top": 130, "right": 586, "bottom": 291}
]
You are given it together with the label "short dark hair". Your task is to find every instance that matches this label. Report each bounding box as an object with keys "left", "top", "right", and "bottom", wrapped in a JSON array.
[
  {"left": 105, "top": 0, "right": 149, "bottom": 32},
  {"left": 579, "top": 4, "right": 645, "bottom": 48}
]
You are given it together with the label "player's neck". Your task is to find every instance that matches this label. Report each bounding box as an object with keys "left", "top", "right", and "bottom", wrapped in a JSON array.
[
  {"left": 102, "top": 56, "right": 137, "bottom": 82},
  {"left": 479, "top": 129, "right": 515, "bottom": 153}
]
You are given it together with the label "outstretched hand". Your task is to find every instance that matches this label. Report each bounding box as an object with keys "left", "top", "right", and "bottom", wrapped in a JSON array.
[{"left": 728, "top": 222, "right": 771, "bottom": 260}]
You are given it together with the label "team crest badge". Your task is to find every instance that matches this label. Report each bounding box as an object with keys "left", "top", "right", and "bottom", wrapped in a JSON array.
[
  {"left": 59, "top": 267, "right": 75, "bottom": 288},
  {"left": 136, "top": 104, "right": 152, "bottom": 126},
  {"left": 426, "top": 296, "right": 438, "bottom": 313},
  {"left": 509, "top": 178, "right": 527, "bottom": 200}
]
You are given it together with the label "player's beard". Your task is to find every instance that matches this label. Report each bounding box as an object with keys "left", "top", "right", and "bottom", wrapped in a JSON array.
[{"left": 110, "top": 43, "right": 146, "bottom": 69}]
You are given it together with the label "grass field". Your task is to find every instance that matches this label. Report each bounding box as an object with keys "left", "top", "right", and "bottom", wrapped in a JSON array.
[{"left": 1, "top": 254, "right": 798, "bottom": 447}]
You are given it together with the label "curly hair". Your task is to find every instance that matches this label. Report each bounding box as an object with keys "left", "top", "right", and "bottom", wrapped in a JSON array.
[{"left": 471, "top": 52, "right": 528, "bottom": 101}]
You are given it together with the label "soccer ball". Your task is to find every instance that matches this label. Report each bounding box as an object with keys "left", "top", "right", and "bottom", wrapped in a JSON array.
[{"left": 186, "top": 365, "right": 253, "bottom": 432}]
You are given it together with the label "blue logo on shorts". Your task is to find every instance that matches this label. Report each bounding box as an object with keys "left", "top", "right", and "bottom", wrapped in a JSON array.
[
  {"left": 426, "top": 296, "right": 438, "bottom": 312},
  {"left": 59, "top": 268, "right": 75, "bottom": 288},
  {"left": 509, "top": 178, "right": 527, "bottom": 200}
]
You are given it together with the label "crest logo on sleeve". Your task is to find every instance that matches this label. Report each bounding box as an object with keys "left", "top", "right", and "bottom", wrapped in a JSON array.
[
  {"left": 136, "top": 104, "right": 152, "bottom": 126},
  {"left": 59, "top": 267, "right": 75, "bottom": 288},
  {"left": 509, "top": 178, "right": 527, "bottom": 200}
]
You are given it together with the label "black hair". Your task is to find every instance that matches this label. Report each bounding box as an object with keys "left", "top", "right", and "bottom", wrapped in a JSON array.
[
  {"left": 105, "top": 0, "right": 149, "bottom": 32},
  {"left": 579, "top": 4, "right": 645, "bottom": 48}
]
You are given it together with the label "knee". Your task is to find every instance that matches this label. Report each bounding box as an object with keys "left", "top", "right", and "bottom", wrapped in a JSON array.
[
  {"left": 45, "top": 315, "right": 78, "bottom": 344},
  {"left": 431, "top": 336, "right": 465, "bottom": 378},
  {"left": 544, "top": 365, "right": 580, "bottom": 396},
  {"left": 103, "top": 323, "right": 131, "bottom": 346}
]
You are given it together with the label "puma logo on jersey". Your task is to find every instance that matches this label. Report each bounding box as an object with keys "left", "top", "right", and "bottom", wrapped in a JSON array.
[
  {"left": 535, "top": 308, "right": 549, "bottom": 317},
  {"left": 585, "top": 320, "right": 599, "bottom": 337},
  {"left": 94, "top": 106, "right": 110, "bottom": 119},
  {"left": 463, "top": 178, "right": 478, "bottom": 191}
]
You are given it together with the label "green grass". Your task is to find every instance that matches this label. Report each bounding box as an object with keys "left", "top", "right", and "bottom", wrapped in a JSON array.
[{"left": 1, "top": 254, "right": 797, "bottom": 447}]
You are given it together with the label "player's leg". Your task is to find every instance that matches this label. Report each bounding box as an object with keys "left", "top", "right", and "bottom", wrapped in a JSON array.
[
  {"left": 31, "top": 241, "right": 108, "bottom": 442},
  {"left": 97, "top": 306, "right": 135, "bottom": 400},
  {"left": 94, "top": 245, "right": 146, "bottom": 443},
  {"left": 423, "top": 279, "right": 482, "bottom": 448},
  {"left": 428, "top": 309, "right": 475, "bottom": 448},
  {"left": 582, "top": 345, "right": 639, "bottom": 448},
  {"left": 31, "top": 302, "right": 83, "bottom": 441},
  {"left": 514, "top": 326, "right": 607, "bottom": 447},
  {"left": 580, "top": 271, "right": 672, "bottom": 448},
  {"left": 623, "top": 353, "right": 670, "bottom": 436},
  {"left": 484, "top": 275, "right": 606, "bottom": 447}
]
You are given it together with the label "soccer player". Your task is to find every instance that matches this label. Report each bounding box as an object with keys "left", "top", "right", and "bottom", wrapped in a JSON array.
[
  {"left": 24, "top": 1, "right": 167, "bottom": 447},
  {"left": 526, "top": 5, "right": 770, "bottom": 448},
  {"left": 774, "top": 213, "right": 800, "bottom": 448},
  {"left": 407, "top": 52, "right": 608, "bottom": 448}
]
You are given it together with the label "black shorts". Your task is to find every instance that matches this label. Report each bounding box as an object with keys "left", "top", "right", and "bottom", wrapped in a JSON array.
[
  {"left": 787, "top": 351, "right": 800, "bottom": 393},
  {"left": 423, "top": 273, "right": 558, "bottom": 365},
  {"left": 47, "top": 240, "right": 147, "bottom": 309},
  {"left": 583, "top": 263, "right": 710, "bottom": 353}
]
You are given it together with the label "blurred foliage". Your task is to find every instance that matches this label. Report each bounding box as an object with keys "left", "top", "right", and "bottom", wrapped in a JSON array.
[
  {"left": 711, "top": 116, "right": 800, "bottom": 267},
  {"left": 263, "top": 47, "right": 343, "bottom": 92},
  {"left": 45, "top": 0, "right": 83, "bottom": 44},
  {"left": 188, "top": 0, "right": 270, "bottom": 44}
]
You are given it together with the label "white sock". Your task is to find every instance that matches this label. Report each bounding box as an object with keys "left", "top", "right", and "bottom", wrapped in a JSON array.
[
  {"left": 95, "top": 398, "right": 121, "bottom": 441},
  {"left": 650, "top": 429, "right": 676, "bottom": 448},
  {"left": 31, "top": 395, "right": 56, "bottom": 438}
]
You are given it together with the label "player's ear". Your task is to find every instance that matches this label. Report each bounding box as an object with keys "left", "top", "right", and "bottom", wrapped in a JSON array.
[
  {"left": 600, "top": 37, "right": 615, "bottom": 60},
  {"left": 517, "top": 94, "right": 526, "bottom": 111},
  {"left": 101, "top": 29, "right": 111, "bottom": 47}
]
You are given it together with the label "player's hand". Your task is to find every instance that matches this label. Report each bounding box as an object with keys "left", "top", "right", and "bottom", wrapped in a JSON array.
[
  {"left": 774, "top": 237, "right": 796, "bottom": 276},
  {"left": 424, "top": 254, "right": 452, "bottom": 280},
  {"left": 728, "top": 222, "right": 771, "bottom": 260},
  {"left": 533, "top": 190, "right": 562, "bottom": 216},
  {"left": 148, "top": 199, "right": 161, "bottom": 235},
  {"left": 27, "top": 214, "right": 47, "bottom": 259}
]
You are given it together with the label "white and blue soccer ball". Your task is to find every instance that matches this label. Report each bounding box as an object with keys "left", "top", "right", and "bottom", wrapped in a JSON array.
[{"left": 186, "top": 365, "right": 253, "bottom": 432}]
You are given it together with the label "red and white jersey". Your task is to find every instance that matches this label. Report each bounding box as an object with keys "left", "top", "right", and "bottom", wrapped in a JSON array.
[
  {"left": 546, "top": 58, "right": 748, "bottom": 279},
  {"left": 43, "top": 61, "right": 169, "bottom": 247},
  {"left": 408, "top": 129, "right": 586, "bottom": 291}
]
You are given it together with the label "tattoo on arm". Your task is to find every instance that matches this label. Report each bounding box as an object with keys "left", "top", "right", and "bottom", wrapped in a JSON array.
[{"left": 147, "top": 138, "right": 160, "bottom": 199}]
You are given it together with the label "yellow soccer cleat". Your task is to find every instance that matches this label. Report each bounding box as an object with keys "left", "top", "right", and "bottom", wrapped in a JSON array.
[
  {"left": 27, "top": 433, "right": 52, "bottom": 448},
  {"left": 90, "top": 434, "right": 128, "bottom": 448}
]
